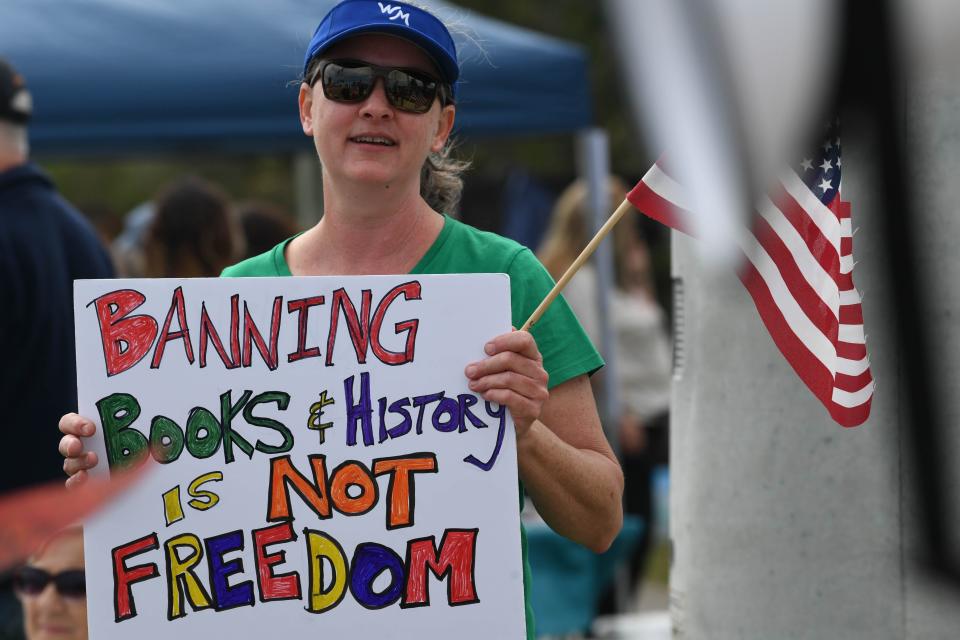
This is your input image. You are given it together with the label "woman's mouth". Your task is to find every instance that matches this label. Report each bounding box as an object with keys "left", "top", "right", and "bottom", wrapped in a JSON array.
[{"left": 349, "top": 135, "right": 396, "bottom": 147}]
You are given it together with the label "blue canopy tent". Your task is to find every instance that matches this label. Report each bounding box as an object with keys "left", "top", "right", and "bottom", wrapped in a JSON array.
[
  {"left": 2, "top": 0, "right": 623, "bottom": 479},
  {"left": 2, "top": 0, "right": 593, "bottom": 154}
]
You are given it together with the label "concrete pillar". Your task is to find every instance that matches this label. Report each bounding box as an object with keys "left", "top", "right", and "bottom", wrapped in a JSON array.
[{"left": 669, "top": 10, "right": 960, "bottom": 638}]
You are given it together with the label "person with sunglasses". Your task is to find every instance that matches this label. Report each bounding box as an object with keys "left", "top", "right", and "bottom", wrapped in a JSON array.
[
  {"left": 13, "top": 527, "right": 87, "bottom": 640},
  {"left": 57, "top": 1, "right": 624, "bottom": 636}
]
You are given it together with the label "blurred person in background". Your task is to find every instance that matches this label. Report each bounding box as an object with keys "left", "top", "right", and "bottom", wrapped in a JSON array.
[
  {"left": 12, "top": 527, "right": 87, "bottom": 640},
  {"left": 539, "top": 178, "right": 672, "bottom": 611},
  {"left": 0, "top": 58, "right": 110, "bottom": 639},
  {"left": 0, "top": 57, "right": 114, "bottom": 491},
  {"left": 110, "top": 201, "right": 154, "bottom": 277},
  {"left": 236, "top": 200, "right": 298, "bottom": 260},
  {"left": 142, "top": 176, "right": 240, "bottom": 278}
]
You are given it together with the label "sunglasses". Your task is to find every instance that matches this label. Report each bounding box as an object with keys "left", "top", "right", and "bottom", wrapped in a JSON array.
[
  {"left": 13, "top": 567, "right": 86, "bottom": 599},
  {"left": 310, "top": 59, "right": 451, "bottom": 114}
]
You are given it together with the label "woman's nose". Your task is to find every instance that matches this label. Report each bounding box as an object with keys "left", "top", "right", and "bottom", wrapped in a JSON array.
[
  {"left": 360, "top": 79, "right": 393, "bottom": 118},
  {"left": 36, "top": 583, "right": 67, "bottom": 610}
]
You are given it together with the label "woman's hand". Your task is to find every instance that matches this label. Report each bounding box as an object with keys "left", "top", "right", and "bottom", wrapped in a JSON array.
[
  {"left": 464, "top": 330, "right": 549, "bottom": 439},
  {"left": 58, "top": 413, "right": 99, "bottom": 488}
]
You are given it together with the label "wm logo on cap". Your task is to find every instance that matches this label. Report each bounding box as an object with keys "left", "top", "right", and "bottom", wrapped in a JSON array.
[{"left": 378, "top": 3, "right": 410, "bottom": 26}]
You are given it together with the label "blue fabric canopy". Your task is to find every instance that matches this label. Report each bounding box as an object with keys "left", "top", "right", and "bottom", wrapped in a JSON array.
[{"left": 1, "top": 0, "right": 593, "bottom": 155}]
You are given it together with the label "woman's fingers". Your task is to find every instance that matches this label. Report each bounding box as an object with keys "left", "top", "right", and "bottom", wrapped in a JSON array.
[
  {"left": 466, "top": 351, "right": 547, "bottom": 382},
  {"left": 59, "top": 413, "right": 96, "bottom": 437},
  {"left": 482, "top": 330, "right": 541, "bottom": 361},
  {"left": 58, "top": 413, "right": 99, "bottom": 481},
  {"left": 63, "top": 451, "right": 98, "bottom": 477},
  {"left": 468, "top": 370, "right": 549, "bottom": 401},
  {"left": 65, "top": 469, "right": 89, "bottom": 489},
  {"left": 58, "top": 434, "right": 83, "bottom": 458},
  {"left": 464, "top": 330, "right": 549, "bottom": 435}
]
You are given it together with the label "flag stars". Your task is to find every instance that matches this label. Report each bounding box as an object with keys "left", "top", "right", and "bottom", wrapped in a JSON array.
[
  {"left": 820, "top": 158, "right": 833, "bottom": 172},
  {"left": 801, "top": 158, "right": 814, "bottom": 171},
  {"left": 823, "top": 139, "right": 833, "bottom": 152},
  {"left": 818, "top": 177, "right": 833, "bottom": 193}
]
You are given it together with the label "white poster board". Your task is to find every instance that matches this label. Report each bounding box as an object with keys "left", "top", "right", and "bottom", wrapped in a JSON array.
[{"left": 74, "top": 275, "right": 526, "bottom": 638}]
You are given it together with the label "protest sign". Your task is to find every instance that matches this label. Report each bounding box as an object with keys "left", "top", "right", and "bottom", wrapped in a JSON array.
[{"left": 74, "top": 275, "right": 526, "bottom": 638}]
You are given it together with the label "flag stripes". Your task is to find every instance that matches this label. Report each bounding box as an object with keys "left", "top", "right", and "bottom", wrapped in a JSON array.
[{"left": 628, "top": 159, "right": 873, "bottom": 427}]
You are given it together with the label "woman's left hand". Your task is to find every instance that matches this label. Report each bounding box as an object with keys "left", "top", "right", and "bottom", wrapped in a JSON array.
[{"left": 464, "top": 330, "right": 549, "bottom": 439}]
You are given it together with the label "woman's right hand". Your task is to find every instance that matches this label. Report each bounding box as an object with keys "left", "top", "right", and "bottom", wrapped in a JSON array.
[{"left": 58, "top": 413, "right": 99, "bottom": 488}]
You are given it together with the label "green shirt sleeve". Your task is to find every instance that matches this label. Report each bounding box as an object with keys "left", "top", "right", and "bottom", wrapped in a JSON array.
[{"left": 506, "top": 248, "right": 604, "bottom": 388}]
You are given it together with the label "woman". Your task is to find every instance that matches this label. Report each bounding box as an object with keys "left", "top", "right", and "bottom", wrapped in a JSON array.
[
  {"left": 58, "top": 0, "right": 623, "bottom": 635},
  {"left": 13, "top": 527, "right": 87, "bottom": 640},
  {"left": 539, "top": 178, "right": 672, "bottom": 611}
]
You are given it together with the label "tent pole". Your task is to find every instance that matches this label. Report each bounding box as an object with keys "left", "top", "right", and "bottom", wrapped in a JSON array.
[
  {"left": 577, "top": 126, "right": 628, "bottom": 611},
  {"left": 575, "top": 128, "right": 620, "bottom": 446}
]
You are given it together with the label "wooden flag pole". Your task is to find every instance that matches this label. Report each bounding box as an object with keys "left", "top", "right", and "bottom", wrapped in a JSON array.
[{"left": 521, "top": 197, "right": 635, "bottom": 332}]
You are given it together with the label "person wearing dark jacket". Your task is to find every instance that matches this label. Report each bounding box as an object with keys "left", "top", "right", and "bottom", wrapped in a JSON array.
[
  {"left": 0, "top": 56, "right": 114, "bottom": 640},
  {"left": 0, "top": 59, "right": 114, "bottom": 493}
]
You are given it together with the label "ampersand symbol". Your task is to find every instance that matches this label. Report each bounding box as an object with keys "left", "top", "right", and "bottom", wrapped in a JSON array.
[{"left": 307, "top": 390, "right": 336, "bottom": 444}]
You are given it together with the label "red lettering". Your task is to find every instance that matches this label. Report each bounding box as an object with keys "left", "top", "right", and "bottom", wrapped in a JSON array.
[
  {"left": 151, "top": 286, "right": 194, "bottom": 369},
  {"left": 286, "top": 296, "right": 325, "bottom": 363},
  {"left": 252, "top": 522, "right": 301, "bottom": 601},
  {"left": 92, "top": 289, "right": 158, "bottom": 376},
  {"left": 242, "top": 297, "right": 283, "bottom": 370},
  {"left": 112, "top": 533, "right": 160, "bottom": 622},
  {"left": 326, "top": 288, "right": 372, "bottom": 366},
  {"left": 198, "top": 295, "right": 240, "bottom": 369},
  {"left": 403, "top": 529, "right": 479, "bottom": 607},
  {"left": 370, "top": 281, "right": 421, "bottom": 365}
]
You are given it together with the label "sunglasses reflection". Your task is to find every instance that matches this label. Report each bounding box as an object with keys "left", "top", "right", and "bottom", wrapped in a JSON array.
[
  {"left": 318, "top": 59, "right": 446, "bottom": 114},
  {"left": 10, "top": 527, "right": 88, "bottom": 640}
]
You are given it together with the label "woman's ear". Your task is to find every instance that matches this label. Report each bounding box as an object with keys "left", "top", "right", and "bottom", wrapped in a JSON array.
[
  {"left": 299, "top": 83, "right": 315, "bottom": 136},
  {"left": 431, "top": 105, "right": 456, "bottom": 153}
]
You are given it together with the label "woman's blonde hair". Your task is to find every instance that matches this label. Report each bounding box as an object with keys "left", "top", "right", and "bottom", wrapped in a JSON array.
[{"left": 538, "top": 176, "right": 653, "bottom": 294}]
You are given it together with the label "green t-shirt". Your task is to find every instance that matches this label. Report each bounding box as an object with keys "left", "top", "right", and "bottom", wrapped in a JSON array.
[{"left": 223, "top": 215, "right": 604, "bottom": 638}]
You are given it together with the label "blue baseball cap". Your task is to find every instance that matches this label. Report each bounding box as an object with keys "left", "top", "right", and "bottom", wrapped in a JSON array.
[{"left": 304, "top": 0, "right": 459, "bottom": 90}]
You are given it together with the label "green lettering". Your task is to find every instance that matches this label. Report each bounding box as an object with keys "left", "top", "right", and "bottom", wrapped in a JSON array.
[
  {"left": 96, "top": 393, "right": 148, "bottom": 471},
  {"left": 149, "top": 416, "right": 184, "bottom": 463},
  {"left": 246, "top": 391, "right": 294, "bottom": 455},
  {"left": 185, "top": 407, "right": 221, "bottom": 459},
  {"left": 220, "top": 389, "right": 254, "bottom": 464}
]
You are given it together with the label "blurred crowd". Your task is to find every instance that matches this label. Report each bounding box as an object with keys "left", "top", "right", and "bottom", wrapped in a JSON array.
[{"left": 0, "top": 57, "right": 303, "bottom": 640}]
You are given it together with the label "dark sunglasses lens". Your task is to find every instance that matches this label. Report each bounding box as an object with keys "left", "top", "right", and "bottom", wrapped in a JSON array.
[
  {"left": 385, "top": 70, "right": 437, "bottom": 113},
  {"left": 13, "top": 568, "right": 49, "bottom": 596},
  {"left": 54, "top": 570, "right": 86, "bottom": 598},
  {"left": 14, "top": 567, "right": 86, "bottom": 598},
  {"left": 322, "top": 63, "right": 374, "bottom": 102}
]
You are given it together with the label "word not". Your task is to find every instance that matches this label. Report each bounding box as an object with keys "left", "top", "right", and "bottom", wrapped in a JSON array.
[
  {"left": 268, "top": 453, "right": 437, "bottom": 531},
  {"left": 97, "top": 389, "right": 292, "bottom": 470},
  {"left": 161, "top": 472, "right": 224, "bottom": 527},
  {"left": 344, "top": 373, "right": 508, "bottom": 471},
  {"left": 90, "top": 282, "right": 422, "bottom": 377},
  {"left": 111, "top": 523, "right": 479, "bottom": 622}
]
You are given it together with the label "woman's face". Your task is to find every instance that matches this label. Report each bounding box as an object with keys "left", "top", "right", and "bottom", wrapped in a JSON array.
[
  {"left": 299, "top": 33, "right": 456, "bottom": 191},
  {"left": 18, "top": 530, "right": 87, "bottom": 640}
]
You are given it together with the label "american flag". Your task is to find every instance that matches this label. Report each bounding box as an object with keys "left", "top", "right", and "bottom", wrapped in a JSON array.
[{"left": 628, "top": 124, "right": 874, "bottom": 427}]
